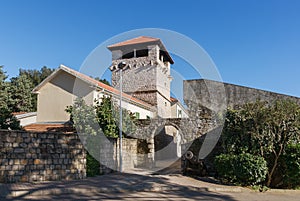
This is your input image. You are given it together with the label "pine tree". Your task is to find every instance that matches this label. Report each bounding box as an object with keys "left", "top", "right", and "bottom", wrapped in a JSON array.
[
  {"left": 9, "top": 74, "right": 35, "bottom": 112},
  {"left": 0, "top": 65, "right": 9, "bottom": 111},
  {"left": 19, "top": 66, "right": 54, "bottom": 86},
  {"left": 0, "top": 66, "right": 21, "bottom": 130},
  {"left": 18, "top": 66, "right": 54, "bottom": 110}
]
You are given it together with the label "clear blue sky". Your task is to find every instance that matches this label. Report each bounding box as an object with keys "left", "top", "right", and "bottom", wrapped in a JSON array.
[{"left": 1, "top": 0, "right": 300, "bottom": 98}]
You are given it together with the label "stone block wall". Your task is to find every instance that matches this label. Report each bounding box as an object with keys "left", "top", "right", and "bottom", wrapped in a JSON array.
[
  {"left": 182, "top": 79, "right": 300, "bottom": 176},
  {"left": 117, "top": 138, "right": 138, "bottom": 170},
  {"left": 110, "top": 43, "right": 172, "bottom": 118},
  {"left": 184, "top": 79, "right": 300, "bottom": 112},
  {"left": 99, "top": 138, "right": 148, "bottom": 174},
  {"left": 0, "top": 130, "right": 86, "bottom": 183}
]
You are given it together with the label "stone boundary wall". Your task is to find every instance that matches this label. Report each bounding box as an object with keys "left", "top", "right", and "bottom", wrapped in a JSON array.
[
  {"left": 99, "top": 138, "right": 148, "bottom": 174},
  {"left": 184, "top": 79, "right": 300, "bottom": 112},
  {"left": 0, "top": 130, "right": 86, "bottom": 183},
  {"left": 182, "top": 79, "right": 300, "bottom": 176}
]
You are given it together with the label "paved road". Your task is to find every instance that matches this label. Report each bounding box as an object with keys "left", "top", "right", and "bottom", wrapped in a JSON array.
[
  {"left": 1, "top": 168, "right": 300, "bottom": 201},
  {"left": 5, "top": 190, "right": 300, "bottom": 201}
]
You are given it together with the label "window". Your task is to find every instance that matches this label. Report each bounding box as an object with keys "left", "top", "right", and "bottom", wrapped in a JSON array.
[
  {"left": 178, "top": 110, "right": 182, "bottom": 118},
  {"left": 121, "top": 49, "right": 148, "bottom": 59},
  {"left": 146, "top": 115, "right": 150, "bottom": 119},
  {"left": 159, "top": 50, "right": 167, "bottom": 62},
  {"left": 135, "top": 112, "right": 140, "bottom": 119},
  {"left": 136, "top": 49, "right": 148, "bottom": 57},
  {"left": 122, "top": 52, "right": 134, "bottom": 59}
]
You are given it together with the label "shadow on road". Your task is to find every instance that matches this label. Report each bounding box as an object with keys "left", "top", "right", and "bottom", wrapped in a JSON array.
[{"left": 2, "top": 172, "right": 238, "bottom": 201}]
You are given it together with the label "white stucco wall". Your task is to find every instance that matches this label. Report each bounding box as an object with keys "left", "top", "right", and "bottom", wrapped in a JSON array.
[
  {"left": 111, "top": 96, "right": 153, "bottom": 119},
  {"left": 16, "top": 112, "right": 37, "bottom": 126},
  {"left": 171, "top": 102, "right": 188, "bottom": 118}
]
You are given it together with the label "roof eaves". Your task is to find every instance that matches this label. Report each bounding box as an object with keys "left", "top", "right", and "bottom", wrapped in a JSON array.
[
  {"left": 107, "top": 36, "right": 160, "bottom": 49},
  {"left": 31, "top": 67, "right": 63, "bottom": 93},
  {"left": 99, "top": 87, "right": 154, "bottom": 111},
  {"left": 33, "top": 64, "right": 154, "bottom": 111}
]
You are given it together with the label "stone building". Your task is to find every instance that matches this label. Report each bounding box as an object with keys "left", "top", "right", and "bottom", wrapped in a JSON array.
[
  {"left": 108, "top": 36, "right": 176, "bottom": 118},
  {"left": 22, "top": 36, "right": 188, "bottom": 131}
]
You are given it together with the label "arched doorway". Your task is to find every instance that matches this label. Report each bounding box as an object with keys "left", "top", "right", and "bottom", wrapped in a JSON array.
[{"left": 154, "top": 124, "right": 182, "bottom": 161}]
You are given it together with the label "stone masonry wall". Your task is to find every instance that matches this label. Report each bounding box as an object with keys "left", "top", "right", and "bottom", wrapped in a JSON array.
[
  {"left": 99, "top": 137, "right": 142, "bottom": 174},
  {"left": 110, "top": 44, "right": 171, "bottom": 115},
  {"left": 184, "top": 79, "right": 300, "bottom": 112},
  {"left": 182, "top": 79, "right": 300, "bottom": 175},
  {"left": 0, "top": 130, "right": 86, "bottom": 183}
]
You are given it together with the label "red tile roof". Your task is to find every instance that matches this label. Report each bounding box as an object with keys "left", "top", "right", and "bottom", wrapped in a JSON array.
[
  {"left": 107, "top": 36, "right": 160, "bottom": 48},
  {"left": 170, "top": 97, "right": 178, "bottom": 103},
  {"left": 24, "top": 123, "right": 75, "bottom": 133},
  {"left": 33, "top": 65, "right": 153, "bottom": 110},
  {"left": 61, "top": 65, "right": 153, "bottom": 109},
  {"left": 107, "top": 36, "right": 174, "bottom": 64},
  {"left": 12, "top": 112, "right": 28, "bottom": 116}
]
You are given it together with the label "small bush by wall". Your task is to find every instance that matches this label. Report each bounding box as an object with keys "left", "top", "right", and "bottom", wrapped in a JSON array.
[
  {"left": 283, "top": 143, "right": 300, "bottom": 189},
  {"left": 86, "top": 152, "right": 100, "bottom": 177},
  {"left": 215, "top": 153, "right": 268, "bottom": 186}
]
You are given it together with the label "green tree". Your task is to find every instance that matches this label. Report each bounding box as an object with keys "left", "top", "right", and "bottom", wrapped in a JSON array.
[
  {"left": 66, "top": 96, "right": 138, "bottom": 177},
  {"left": 283, "top": 143, "right": 300, "bottom": 188},
  {"left": 221, "top": 99, "right": 300, "bottom": 187},
  {"left": 15, "top": 66, "right": 54, "bottom": 111},
  {"left": 9, "top": 74, "right": 35, "bottom": 112},
  {"left": 94, "top": 77, "right": 111, "bottom": 86},
  {"left": 0, "top": 66, "right": 9, "bottom": 110},
  {"left": 19, "top": 66, "right": 54, "bottom": 86},
  {"left": 95, "top": 96, "right": 118, "bottom": 138},
  {"left": 0, "top": 66, "right": 21, "bottom": 130},
  {"left": 215, "top": 153, "right": 268, "bottom": 186},
  {"left": 66, "top": 98, "right": 100, "bottom": 136},
  {"left": 67, "top": 96, "right": 137, "bottom": 138}
]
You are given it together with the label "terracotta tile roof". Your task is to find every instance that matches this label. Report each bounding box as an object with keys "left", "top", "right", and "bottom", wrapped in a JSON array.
[
  {"left": 12, "top": 112, "right": 28, "bottom": 116},
  {"left": 107, "top": 36, "right": 174, "bottom": 64},
  {"left": 24, "top": 123, "right": 75, "bottom": 133},
  {"left": 107, "top": 36, "right": 160, "bottom": 48},
  {"left": 170, "top": 97, "right": 178, "bottom": 103},
  {"left": 33, "top": 64, "right": 153, "bottom": 110},
  {"left": 60, "top": 65, "right": 153, "bottom": 109}
]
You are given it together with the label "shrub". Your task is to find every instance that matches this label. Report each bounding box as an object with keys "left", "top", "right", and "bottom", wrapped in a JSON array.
[
  {"left": 215, "top": 153, "right": 268, "bottom": 186},
  {"left": 283, "top": 143, "right": 300, "bottom": 188},
  {"left": 214, "top": 154, "right": 236, "bottom": 181},
  {"left": 86, "top": 152, "right": 100, "bottom": 177}
]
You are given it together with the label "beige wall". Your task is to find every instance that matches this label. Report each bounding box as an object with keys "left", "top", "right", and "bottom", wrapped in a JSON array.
[
  {"left": 36, "top": 71, "right": 95, "bottom": 122},
  {"left": 36, "top": 69, "right": 154, "bottom": 122},
  {"left": 37, "top": 82, "right": 74, "bottom": 122}
]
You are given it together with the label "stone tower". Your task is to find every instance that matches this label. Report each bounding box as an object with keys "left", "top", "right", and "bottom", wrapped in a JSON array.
[{"left": 107, "top": 36, "right": 174, "bottom": 118}]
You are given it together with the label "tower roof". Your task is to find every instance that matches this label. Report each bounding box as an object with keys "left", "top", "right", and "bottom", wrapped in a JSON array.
[
  {"left": 107, "top": 36, "right": 160, "bottom": 48},
  {"left": 107, "top": 36, "right": 174, "bottom": 64}
]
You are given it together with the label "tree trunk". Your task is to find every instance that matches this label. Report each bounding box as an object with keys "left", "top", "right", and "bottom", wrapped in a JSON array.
[
  {"left": 267, "top": 156, "right": 278, "bottom": 186},
  {"left": 267, "top": 145, "right": 283, "bottom": 187}
]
